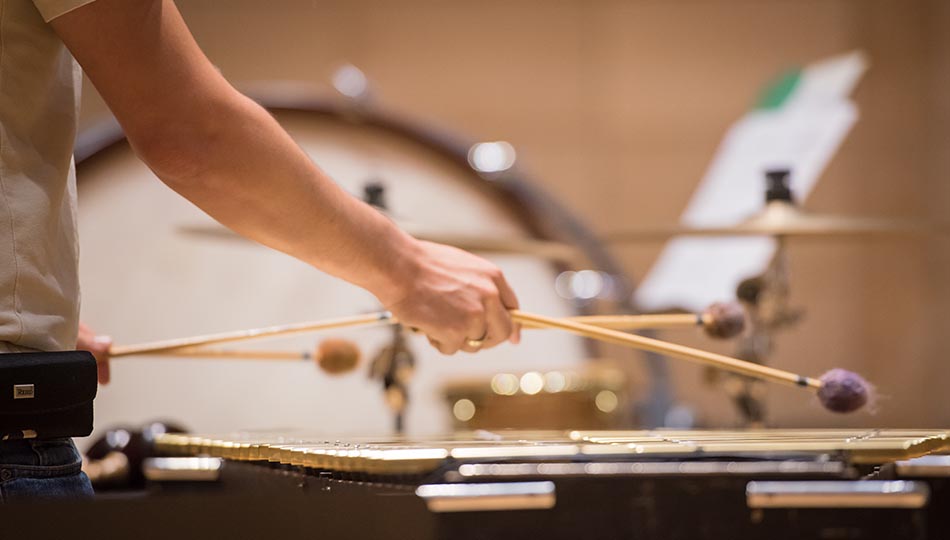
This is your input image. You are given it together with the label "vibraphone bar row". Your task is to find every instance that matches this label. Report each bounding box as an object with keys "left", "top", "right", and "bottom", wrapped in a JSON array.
[{"left": 155, "top": 429, "right": 950, "bottom": 476}]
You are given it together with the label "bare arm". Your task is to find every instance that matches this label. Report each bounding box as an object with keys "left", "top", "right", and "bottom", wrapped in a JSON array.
[{"left": 54, "top": 0, "right": 519, "bottom": 363}]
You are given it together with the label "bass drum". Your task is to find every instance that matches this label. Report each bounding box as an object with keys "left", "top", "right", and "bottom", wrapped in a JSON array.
[{"left": 76, "top": 92, "right": 629, "bottom": 439}]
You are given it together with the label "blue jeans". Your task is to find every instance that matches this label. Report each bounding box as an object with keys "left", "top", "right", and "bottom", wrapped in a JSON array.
[{"left": 0, "top": 438, "right": 93, "bottom": 502}]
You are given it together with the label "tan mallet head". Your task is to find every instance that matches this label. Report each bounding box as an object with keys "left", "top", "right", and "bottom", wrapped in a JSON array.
[
  {"left": 315, "top": 338, "right": 362, "bottom": 375},
  {"left": 701, "top": 302, "right": 747, "bottom": 339}
]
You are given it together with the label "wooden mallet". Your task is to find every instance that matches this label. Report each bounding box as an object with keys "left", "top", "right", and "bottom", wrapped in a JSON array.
[
  {"left": 147, "top": 340, "right": 363, "bottom": 376},
  {"left": 108, "top": 308, "right": 867, "bottom": 412},
  {"left": 108, "top": 303, "right": 742, "bottom": 363},
  {"left": 108, "top": 313, "right": 392, "bottom": 375},
  {"left": 550, "top": 302, "right": 746, "bottom": 339},
  {"left": 147, "top": 302, "right": 743, "bottom": 369},
  {"left": 510, "top": 310, "right": 871, "bottom": 414}
]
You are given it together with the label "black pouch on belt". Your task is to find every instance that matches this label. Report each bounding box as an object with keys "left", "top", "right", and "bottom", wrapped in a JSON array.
[{"left": 0, "top": 351, "right": 97, "bottom": 440}]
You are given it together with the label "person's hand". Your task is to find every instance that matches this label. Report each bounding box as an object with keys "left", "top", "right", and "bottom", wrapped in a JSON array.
[
  {"left": 77, "top": 322, "right": 113, "bottom": 385},
  {"left": 381, "top": 240, "right": 521, "bottom": 355}
]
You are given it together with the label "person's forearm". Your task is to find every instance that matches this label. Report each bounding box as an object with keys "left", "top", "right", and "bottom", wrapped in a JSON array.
[
  {"left": 142, "top": 93, "right": 418, "bottom": 305},
  {"left": 49, "top": 0, "right": 416, "bottom": 306},
  {"left": 53, "top": 0, "right": 518, "bottom": 355}
]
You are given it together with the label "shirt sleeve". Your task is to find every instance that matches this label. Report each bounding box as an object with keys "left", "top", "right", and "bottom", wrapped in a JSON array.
[{"left": 32, "top": 0, "right": 98, "bottom": 22}]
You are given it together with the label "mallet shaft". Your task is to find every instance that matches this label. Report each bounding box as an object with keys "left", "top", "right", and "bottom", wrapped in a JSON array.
[
  {"left": 111, "top": 311, "right": 709, "bottom": 359},
  {"left": 150, "top": 348, "right": 309, "bottom": 360},
  {"left": 110, "top": 312, "right": 392, "bottom": 357},
  {"left": 559, "top": 313, "right": 703, "bottom": 330},
  {"left": 510, "top": 310, "right": 821, "bottom": 390}
]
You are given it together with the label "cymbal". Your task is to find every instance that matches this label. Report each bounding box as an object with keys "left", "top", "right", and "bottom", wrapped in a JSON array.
[
  {"left": 176, "top": 223, "right": 583, "bottom": 264},
  {"left": 602, "top": 201, "right": 934, "bottom": 243}
]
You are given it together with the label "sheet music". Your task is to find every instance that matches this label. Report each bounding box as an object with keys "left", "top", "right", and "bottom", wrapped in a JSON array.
[{"left": 635, "top": 51, "right": 867, "bottom": 311}]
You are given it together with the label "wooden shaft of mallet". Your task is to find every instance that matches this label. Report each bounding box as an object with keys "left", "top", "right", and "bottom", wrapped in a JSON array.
[
  {"left": 521, "top": 313, "right": 704, "bottom": 331},
  {"left": 149, "top": 316, "right": 702, "bottom": 358},
  {"left": 109, "top": 310, "right": 714, "bottom": 359},
  {"left": 110, "top": 312, "right": 392, "bottom": 357},
  {"left": 510, "top": 310, "right": 822, "bottom": 390},
  {"left": 150, "top": 348, "right": 310, "bottom": 360}
]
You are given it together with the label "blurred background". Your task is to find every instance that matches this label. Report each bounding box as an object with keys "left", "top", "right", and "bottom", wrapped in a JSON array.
[{"left": 73, "top": 0, "right": 949, "bottom": 449}]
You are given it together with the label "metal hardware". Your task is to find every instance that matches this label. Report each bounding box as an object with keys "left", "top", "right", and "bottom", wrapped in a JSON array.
[
  {"left": 896, "top": 455, "right": 950, "bottom": 477},
  {"left": 455, "top": 460, "right": 846, "bottom": 479},
  {"left": 746, "top": 480, "right": 929, "bottom": 509},
  {"left": 415, "top": 481, "right": 555, "bottom": 513},
  {"left": 13, "top": 384, "right": 34, "bottom": 399},
  {"left": 143, "top": 457, "right": 223, "bottom": 482}
]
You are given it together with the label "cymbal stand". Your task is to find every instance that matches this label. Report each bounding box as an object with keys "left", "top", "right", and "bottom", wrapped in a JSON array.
[
  {"left": 369, "top": 323, "right": 416, "bottom": 435},
  {"left": 727, "top": 235, "right": 803, "bottom": 426}
]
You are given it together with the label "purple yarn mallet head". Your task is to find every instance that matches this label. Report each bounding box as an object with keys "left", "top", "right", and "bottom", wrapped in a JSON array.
[{"left": 818, "top": 369, "right": 872, "bottom": 413}]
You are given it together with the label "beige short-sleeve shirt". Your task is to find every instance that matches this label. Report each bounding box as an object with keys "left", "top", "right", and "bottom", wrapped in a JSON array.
[{"left": 0, "top": 0, "right": 96, "bottom": 353}]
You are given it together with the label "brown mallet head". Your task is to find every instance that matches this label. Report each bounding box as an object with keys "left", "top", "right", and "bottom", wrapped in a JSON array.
[
  {"left": 316, "top": 339, "right": 361, "bottom": 375},
  {"left": 817, "top": 368, "right": 873, "bottom": 413},
  {"left": 702, "top": 302, "right": 747, "bottom": 339}
]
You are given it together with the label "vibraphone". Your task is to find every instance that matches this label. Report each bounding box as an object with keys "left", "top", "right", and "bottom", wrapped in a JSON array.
[
  {"left": 3, "top": 429, "right": 947, "bottom": 539},
  {"left": 130, "top": 429, "right": 950, "bottom": 539}
]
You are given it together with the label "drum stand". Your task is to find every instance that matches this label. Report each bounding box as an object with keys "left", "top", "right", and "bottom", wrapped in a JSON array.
[
  {"left": 723, "top": 236, "right": 803, "bottom": 427},
  {"left": 369, "top": 323, "right": 416, "bottom": 434}
]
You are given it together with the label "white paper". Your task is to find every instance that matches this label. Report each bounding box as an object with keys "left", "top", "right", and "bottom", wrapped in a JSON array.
[{"left": 634, "top": 51, "right": 866, "bottom": 312}]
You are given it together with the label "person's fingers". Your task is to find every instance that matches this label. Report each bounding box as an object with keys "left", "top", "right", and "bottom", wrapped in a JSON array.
[
  {"left": 94, "top": 335, "right": 113, "bottom": 356},
  {"left": 457, "top": 298, "right": 489, "bottom": 353},
  {"left": 509, "top": 321, "right": 522, "bottom": 345},
  {"left": 479, "top": 296, "right": 512, "bottom": 349},
  {"left": 90, "top": 335, "right": 113, "bottom": 385},
  {"left": 492, "top": 271, "right": 519, "bottom": 310},
  {"left": 427, "top": 335, "right": 460, "bottom": 356},
  {"left": 97, "top": 359, "right": 111, "bottom": 385},
  {"left": 491, "top": 271, "right": 520, "bottom": 344}
]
